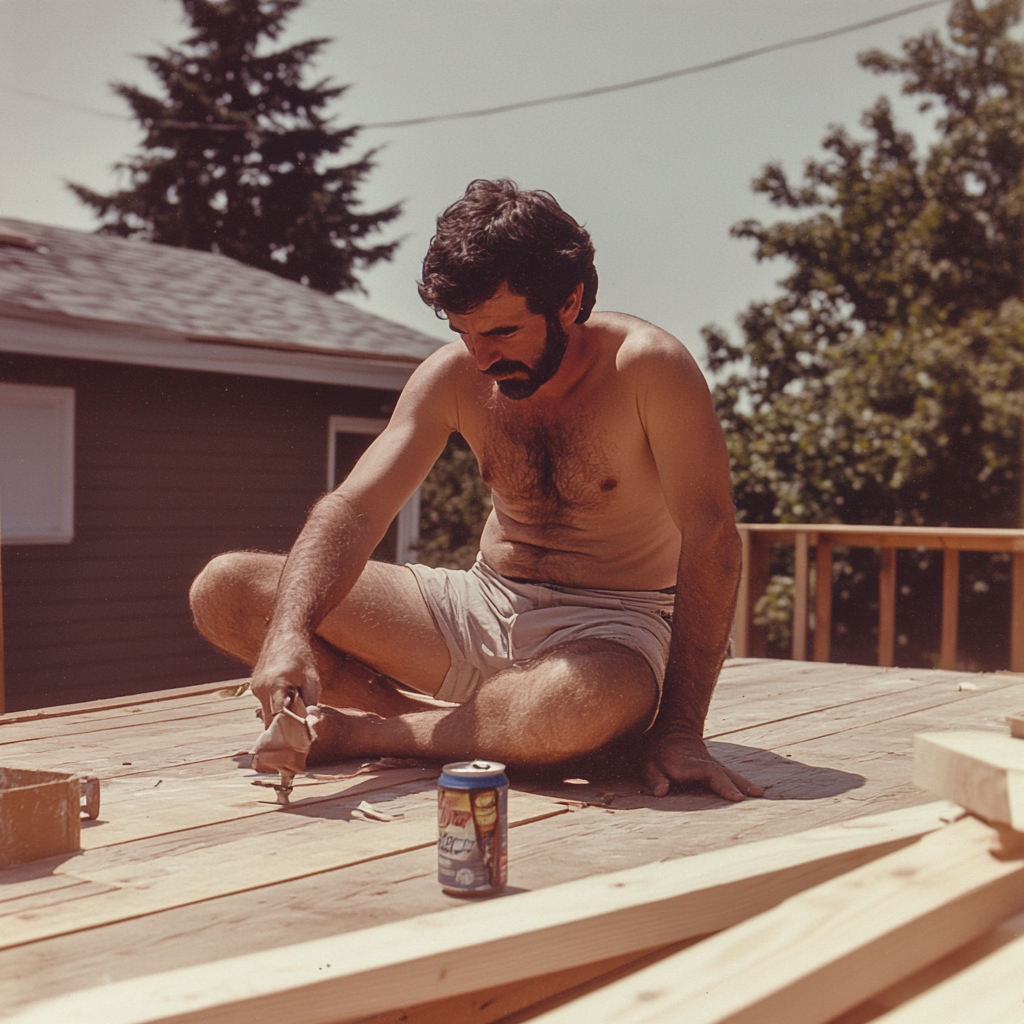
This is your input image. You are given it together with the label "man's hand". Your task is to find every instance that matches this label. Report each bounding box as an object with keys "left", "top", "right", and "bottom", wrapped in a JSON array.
[
  {"left": 250, "top": 636, "right": 322, "bottom": 728},
  {"left": 642, "top": 730, "right": 764, "bottom": 801}
]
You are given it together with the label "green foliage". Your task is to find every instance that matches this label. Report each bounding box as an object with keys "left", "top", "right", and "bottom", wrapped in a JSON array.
[
  {"left": 708, "top": 0, "right": 1024, "bottom": 531},
  {"left": 69, "top": 0, "right": 400, "bottom": 295},
  {"left": 417, "top": 434, "right": 493, "bottom": 569},
  {"left": 711, "top": 0, "right": 1024, "bottom": 668}
]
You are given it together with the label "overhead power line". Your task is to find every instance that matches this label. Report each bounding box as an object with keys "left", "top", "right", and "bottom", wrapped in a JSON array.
[
  {"left": 2, "top": 1, "right": 950, "bottom": 134},
  {"left": 362, "top": 0, "right": 951, "bottom": 129}
]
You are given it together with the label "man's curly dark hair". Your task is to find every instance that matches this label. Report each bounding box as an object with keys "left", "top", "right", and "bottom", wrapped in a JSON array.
[{"left": 418, "top": 179, "right": 598, "bottom": 323}]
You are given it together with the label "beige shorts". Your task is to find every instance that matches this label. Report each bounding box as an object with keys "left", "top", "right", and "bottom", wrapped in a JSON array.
[{"left": 406, "top": 553, "right": 674, "bottom": 706}]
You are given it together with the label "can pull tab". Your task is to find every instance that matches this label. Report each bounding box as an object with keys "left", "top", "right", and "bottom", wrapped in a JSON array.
[{"left": 470, "top": 760, "right": 492, "bottom": 770}]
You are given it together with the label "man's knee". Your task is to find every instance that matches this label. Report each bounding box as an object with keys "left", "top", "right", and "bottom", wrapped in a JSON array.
[
  {"left": 506, "top": 645, "right": 658, "bottom": 762},
  {"left": 189, "top": 550, "right": 278, "bottom": 643}
]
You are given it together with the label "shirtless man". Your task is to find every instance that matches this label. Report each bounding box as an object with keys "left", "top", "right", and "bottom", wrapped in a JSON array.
[{"left": 189, "top": 179, "right": 762, "bottom": 801}]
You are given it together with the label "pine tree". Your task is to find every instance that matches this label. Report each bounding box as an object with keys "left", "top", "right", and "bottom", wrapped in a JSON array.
[{"left": 70, "top": 0, "right": 400, "bottom": 294}]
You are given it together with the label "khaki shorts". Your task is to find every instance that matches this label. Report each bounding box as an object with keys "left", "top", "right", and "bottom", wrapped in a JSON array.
[{"left": 406, "top": 553, "right": 674, "bottom": 707}]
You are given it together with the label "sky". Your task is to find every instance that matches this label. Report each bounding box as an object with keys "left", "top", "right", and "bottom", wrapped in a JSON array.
[{"left": 0, "top": 0, "right": 954, "bottom": 366}]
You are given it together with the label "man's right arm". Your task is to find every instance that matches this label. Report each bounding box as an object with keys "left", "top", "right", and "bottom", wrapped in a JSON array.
[{"left": 250, "top": 349, "right": 459, "bottom": 723}]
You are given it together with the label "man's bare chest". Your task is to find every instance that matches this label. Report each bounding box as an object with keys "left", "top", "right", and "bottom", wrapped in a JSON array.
[{"left": 467, "top": 398, "right": 652, "bottom": 522}]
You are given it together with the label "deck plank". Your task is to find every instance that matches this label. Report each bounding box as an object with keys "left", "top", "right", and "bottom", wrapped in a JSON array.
[
  {"left": 2, "top": 659, "right": 1021, "bottom": 1018},
  {"left": 0, "top": 785, "right": 565, "bottom": 951}
]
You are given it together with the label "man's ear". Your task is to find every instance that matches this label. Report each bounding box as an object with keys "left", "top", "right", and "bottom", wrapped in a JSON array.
[{"left": 559, "top": 282, "right": 585, "bottom": 328}]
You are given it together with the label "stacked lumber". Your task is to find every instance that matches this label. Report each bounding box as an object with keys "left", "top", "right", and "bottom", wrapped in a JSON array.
[{"left": 7, "top": 711, "right": 1024, "bottom": 1024}]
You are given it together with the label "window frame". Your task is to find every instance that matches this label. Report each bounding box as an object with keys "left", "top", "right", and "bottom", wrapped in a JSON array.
[
  {"left": 0, "top": 382, "right": 75, "bottom": 545},
  {"left": 326, "top": 415, "right": 421, "bottom": 565}
]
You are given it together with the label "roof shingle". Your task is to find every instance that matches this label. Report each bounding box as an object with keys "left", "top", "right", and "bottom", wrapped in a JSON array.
[{"left": 0, "top": 219, "right": 443, "bottom": 364}]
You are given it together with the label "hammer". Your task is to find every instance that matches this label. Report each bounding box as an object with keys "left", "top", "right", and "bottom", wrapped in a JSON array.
[{"left": 250, "top": 693, "right": 318, "bottom": 805}]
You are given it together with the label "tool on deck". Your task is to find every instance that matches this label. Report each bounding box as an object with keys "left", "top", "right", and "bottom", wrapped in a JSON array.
[{"left": 250, "top": 693, "right": 320, "bottom": 806}]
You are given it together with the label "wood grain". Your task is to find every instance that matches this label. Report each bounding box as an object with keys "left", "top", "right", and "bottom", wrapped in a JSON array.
[
  {"left": 913, "top": 731, "right": 1024, "bottom": 829},
  {"left": 867, "top": 931, "right": 1024, "bottom": 1023},
  {"left": 0, "top": 788, "right": 565, "bottom": 952},
  {"left": 3, "top": 802, "right": 955, "bottom": 1024},
  {"left": 530, "top": 815, "right": 1024, "bottom": 1024}
]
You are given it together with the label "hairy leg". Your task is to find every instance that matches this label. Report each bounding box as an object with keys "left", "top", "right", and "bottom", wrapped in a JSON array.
[
  {"left": 188, "top": 551, "right": 451, "bottom": 716},
  {"left": 308, "top": 639, "right": 660, "bottom": 767}
]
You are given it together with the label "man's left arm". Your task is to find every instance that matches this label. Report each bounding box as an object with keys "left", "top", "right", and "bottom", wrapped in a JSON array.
[{"left": 635, "top": 333, "right": 764, "bottom": 800}]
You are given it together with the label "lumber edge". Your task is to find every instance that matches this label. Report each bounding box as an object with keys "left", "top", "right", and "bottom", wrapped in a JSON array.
[{"left": 4, "top": 801, "right": 957, "bottom": 1024}]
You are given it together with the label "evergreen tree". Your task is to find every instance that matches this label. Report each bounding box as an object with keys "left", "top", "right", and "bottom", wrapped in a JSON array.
[
  {"left": 708, "top": 0, "right": 1024, "bottom": 667},
  {"left": 70, "top": 0, "right": 400, "bottom": 294}
]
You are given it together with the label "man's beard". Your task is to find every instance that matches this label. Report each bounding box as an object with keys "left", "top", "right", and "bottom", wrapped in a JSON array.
[{"left": 484, "top": 314, "right": 569, "bottom": 401}]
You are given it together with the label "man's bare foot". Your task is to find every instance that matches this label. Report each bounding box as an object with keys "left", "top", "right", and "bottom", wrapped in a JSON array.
[{"left": 306, "top": 706, "right": 386, "bottom": 766}]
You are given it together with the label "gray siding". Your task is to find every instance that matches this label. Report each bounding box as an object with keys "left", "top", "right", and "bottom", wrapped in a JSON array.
[{"left": 0, "top": 352, "right": 398, "bottom": 710}]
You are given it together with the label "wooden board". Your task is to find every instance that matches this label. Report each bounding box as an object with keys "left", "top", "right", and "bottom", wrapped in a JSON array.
[
  {"left": 0, "top": 767, "right": 80, "bottom": 867},
  {"left": 0, "top": 787, "right": 565, "bottom": 952},
  {"left": 913, "top": 731, "right": 1024, "bottom": 829},
  {"left": 3, "top": 660, "right": 1021, "bottom": 1019},
  {"left": 2, "top": 802, "right": 957, "bottom": 1024},
  {"left": 869, "top": 931, "right": 1024, "bottom": 1023},
  {"left": 0, "top": 679, "right": 248, "bottom": 730},
  {"left": 829, "top": 909, "right": 1024, "bottom": 1022},
  {"left": 528, "top": 815, "right": 1024, "bottom": 1024},
  {"left": 75, "top": 762, "right": 440, "bottom": 849}
]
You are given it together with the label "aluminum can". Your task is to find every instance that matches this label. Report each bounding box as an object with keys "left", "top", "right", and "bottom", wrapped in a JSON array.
[{"left": 437, "top": 760, "right": 508, "bottom": 895}]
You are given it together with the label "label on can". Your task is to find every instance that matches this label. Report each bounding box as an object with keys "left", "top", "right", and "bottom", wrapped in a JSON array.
[{"left": 437, "top": 760, "right": 508, "bottom": 894}]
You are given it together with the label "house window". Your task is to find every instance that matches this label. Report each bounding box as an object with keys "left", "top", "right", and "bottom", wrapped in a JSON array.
[
  {"left": 0, "top": 383, "right": 75, "bottom": 545},
  {"left": 327, "top": 415, "right": 421, "bottom": 564}
]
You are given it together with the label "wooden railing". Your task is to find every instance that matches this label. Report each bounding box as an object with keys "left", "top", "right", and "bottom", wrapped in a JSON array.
[{"left": 732, "top": 524, "right": 1024, "bottom": 671}]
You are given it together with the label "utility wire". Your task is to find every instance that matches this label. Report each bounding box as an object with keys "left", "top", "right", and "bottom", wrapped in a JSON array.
[
  {"left": 2, "top": 85, "right": 127, "bottom": 122},
  {"left": 2, "top": 1, "right": 950, "bottom": 134},
  {"left": 362, "top": 0, "right": 950, "bottom": 129}
]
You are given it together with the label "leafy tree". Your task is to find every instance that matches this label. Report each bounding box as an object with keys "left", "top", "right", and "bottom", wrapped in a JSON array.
[
  {"left": 709, "top": 0, "right": 1024, "bottom": 529},
  {"left": 707, "top": 0, "right": 1024, "bottom": 666},
  {"left": 417, "top": 435, "right": 493, "bottom": 570},
  {"left": 70, "top": 0, "right": 399, "bottom": 294}
]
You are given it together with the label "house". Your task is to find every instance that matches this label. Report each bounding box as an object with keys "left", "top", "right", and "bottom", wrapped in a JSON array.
[{"left": 0, "top": 219, "right": 444, "bottom": 712}]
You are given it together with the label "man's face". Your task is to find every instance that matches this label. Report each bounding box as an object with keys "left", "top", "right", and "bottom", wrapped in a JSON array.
[{"left": 446, "top": 283, "right": 570, "bottom": 401}]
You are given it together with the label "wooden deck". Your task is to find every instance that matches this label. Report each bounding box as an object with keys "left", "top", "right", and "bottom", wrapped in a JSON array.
[{"left": 1, "top": 657, "right": 1022, "bottom": 1020}]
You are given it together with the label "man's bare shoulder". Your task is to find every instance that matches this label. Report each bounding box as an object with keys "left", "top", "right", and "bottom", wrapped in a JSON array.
[
  {"left": 587, "top": 311, "right": 703, "bottom": 382},
  {"left": 402, "top": 337, "right": 478, "bottom": 397}
]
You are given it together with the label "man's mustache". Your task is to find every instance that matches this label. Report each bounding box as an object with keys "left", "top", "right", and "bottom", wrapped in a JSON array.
[{"left": 483, "top": 359, "right": 531, "bottom": 377}]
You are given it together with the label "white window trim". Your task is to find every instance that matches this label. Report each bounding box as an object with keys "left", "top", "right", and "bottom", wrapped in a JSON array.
[
  {"left": 0, "top": 382, "right": 75, "bottom": 545},
  {"left": 327, "top": 415, "right": 421, "bottom": 564}
]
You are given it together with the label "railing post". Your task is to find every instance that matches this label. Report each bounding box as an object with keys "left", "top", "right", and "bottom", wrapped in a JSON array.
[
  {"left": 1012, "top": 551, "right": 1024, "bottom": 673},
  {"left": 792, "top": 532, "right": 809, "bottom": 661},
  {"left": 733, "top": 529, "right": 770, "bottom": 658},
  {"left": 878, "top": 547, "right": 897, "bottom": 668},
  {"left": 939, "top": 549, "right": 959, "bottom": 671},
  {"left": 814, "top": 537, "right": 832, "bottom": 662},
  {"left": 733, "top": 528, "right": 751, "bottom": 658}
]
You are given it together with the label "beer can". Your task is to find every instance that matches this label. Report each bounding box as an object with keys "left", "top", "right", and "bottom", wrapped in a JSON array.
[{"left": 437, "top": 760, "right": 508, "bottom": 895}]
